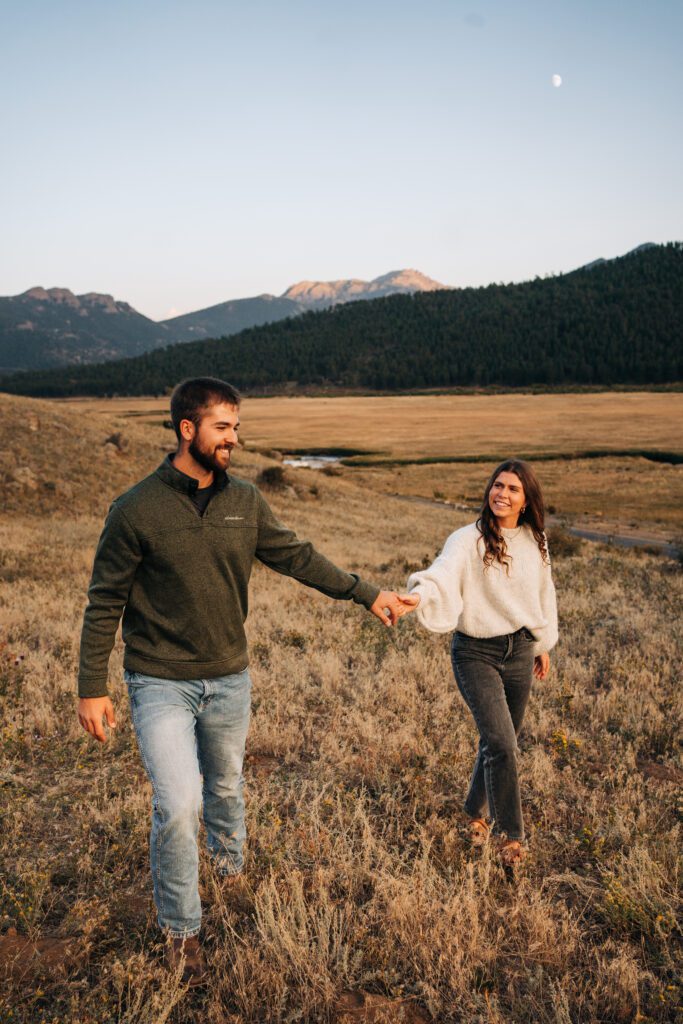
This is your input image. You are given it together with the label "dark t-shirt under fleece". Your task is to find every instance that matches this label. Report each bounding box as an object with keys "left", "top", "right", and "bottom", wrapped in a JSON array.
[
  {"left": 77, "top": 456, "right": 380, "bottom": 698},
  {"left": 192, "top": 480, "right": 217, "bottom": 516}
]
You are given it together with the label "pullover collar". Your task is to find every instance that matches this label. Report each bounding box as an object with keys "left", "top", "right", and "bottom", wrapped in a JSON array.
[{"left": 156, "top": 454, "right": 229, "bottom": 496}]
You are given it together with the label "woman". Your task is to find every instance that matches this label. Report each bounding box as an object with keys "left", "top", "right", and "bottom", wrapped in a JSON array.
[{"left": 406, "top": 459, "right": 558, "bottom": 866}]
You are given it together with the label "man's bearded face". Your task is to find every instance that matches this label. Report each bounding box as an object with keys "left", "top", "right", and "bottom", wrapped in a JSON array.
[{"left": 189, "top": 421, "right": 233, "bottom": 473}]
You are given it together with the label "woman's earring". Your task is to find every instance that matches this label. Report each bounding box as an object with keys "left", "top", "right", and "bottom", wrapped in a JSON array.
[{"left": 521, "top": 506, "right": 526, "bottom": 513}]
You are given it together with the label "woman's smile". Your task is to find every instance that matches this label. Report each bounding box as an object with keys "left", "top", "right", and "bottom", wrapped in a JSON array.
[{"left": 488, "top": 471, "right": 526, "bottom": 527}]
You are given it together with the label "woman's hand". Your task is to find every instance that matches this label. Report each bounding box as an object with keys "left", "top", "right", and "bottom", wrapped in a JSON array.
[
  {"left": 370, "top": 591, "right": 420, "bottom": 626},
  {"left": 533, "top": 653, "right": 550, "bottom": 680}
]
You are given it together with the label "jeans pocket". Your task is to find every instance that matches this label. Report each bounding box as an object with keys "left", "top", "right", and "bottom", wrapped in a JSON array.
[
  {"left": 452, "top": 631, "right": 475, "bottom": 654},
  {"left": 124, "top": 671, "right": 149, "bottom": 707},
  {"left": 216, "top": 668, "right": 252, "bottom": 692},
  {"left": 453, "top": 633, "right": 493, "bottom": 659}
]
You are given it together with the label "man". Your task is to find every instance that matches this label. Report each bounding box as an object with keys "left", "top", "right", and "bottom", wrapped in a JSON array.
[{"left": 77, "top": 377, "right": 416, "bottom": 986}]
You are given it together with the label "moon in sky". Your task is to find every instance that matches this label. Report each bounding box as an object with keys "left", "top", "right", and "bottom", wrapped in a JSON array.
[{"left": 552, "top": 74, "right": 563, "bottom": 87}]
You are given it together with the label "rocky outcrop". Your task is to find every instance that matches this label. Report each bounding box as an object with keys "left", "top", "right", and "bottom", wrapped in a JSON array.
[
  {"left": 21, "top": 288, "right": 126, "bottom": 315},
  {"left": 5, "top": 464, "right": 38, "bottom": 492},
  {"left": 281, "top": 269, "right": 446, "bottom": 307}
]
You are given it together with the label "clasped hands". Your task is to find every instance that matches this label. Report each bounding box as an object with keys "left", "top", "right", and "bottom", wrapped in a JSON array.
[{"left": 369, "top": 590, "right": 420, "bottom": 627}]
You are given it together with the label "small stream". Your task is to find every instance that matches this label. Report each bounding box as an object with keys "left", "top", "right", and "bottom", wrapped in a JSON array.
[{"left": 283, "top": 455, "right": 342, "bottom": 470}]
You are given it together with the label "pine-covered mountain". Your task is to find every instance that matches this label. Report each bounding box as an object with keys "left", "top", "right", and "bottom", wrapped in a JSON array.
[
  {"left": 2, "top": 243, "right": 680, "bottom": 397},
  {"left": 577, "top": 241, "right": 657, "bottom": 272},
  {"left": 0, "top": 270, "right": 446, "bottom": 371}
]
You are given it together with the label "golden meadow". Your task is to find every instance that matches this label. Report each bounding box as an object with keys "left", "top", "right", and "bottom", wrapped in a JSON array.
[{"left": 0, "top": 391, "right": 681, "bottom": 1023}]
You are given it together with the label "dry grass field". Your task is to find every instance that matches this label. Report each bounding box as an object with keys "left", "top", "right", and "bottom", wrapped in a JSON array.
[
  {"left": 58, "top": 393, "right": 683, "bottom": 461},
  {"left": 1, "top": 393, "right": 681, "bottom": 1023}
]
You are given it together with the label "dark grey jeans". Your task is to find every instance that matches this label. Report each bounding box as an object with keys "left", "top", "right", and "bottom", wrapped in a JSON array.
[{"left": 451, "top": 628, "right": 535, "bottom": 841}]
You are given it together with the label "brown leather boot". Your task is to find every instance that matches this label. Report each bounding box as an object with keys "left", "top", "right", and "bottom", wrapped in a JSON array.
[{"left": 165, "top": 934, "right": 207, "bottom": 987}]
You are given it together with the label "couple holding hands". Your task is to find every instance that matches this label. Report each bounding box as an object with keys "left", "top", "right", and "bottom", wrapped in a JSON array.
[{"left": 77, "top": 377, "right": 558, "bottom": 986}]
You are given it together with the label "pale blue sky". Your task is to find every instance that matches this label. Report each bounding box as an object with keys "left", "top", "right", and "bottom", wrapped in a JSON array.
[{"left": 1, "top": 0, "right": 681, "bottom": 320}]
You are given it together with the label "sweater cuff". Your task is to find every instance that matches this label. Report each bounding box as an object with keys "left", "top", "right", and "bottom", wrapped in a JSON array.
[
  {"left": 78, "top": 676, "right": 110, "bottom": 699},
  {"left": 531, "top": 634, "right": 557, "bottom": 658},
  {"left": 351, "top": 577, "right": 381, "bottom": 609}
]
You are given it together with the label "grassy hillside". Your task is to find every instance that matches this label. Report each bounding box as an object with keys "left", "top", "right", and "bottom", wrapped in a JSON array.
[
  {"left": 2, "top": 243, "right": 682, "bottom": 396},
  {"left": 0, "top": 394, "right": 681, "bottom": 1022}
]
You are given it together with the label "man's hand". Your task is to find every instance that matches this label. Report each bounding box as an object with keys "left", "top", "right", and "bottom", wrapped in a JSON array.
[
  {"left": 78, "top": 696, "right": 117, "bottom": 743},
  {"left": 370, "top": 591, "right": 420, "bottom": 627},
  {"left": 533, "top": 653, "right": 550, "bottom": 680}
]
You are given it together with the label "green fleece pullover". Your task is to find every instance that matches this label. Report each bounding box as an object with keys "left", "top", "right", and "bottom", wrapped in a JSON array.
[{"left": 78, "top": 456, "right": 380, "bottom": 698}]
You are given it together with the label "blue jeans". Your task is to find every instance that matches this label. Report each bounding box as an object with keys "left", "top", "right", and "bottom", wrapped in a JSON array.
[
  {"left": 124, "top": 668, "right": 251, "bottom": 937},
  {"left": 451, "top": 629, "right": 534, "bottom": 841}
]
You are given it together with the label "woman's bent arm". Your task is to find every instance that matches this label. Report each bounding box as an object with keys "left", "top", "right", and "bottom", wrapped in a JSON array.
[{"left": 532, "top": 556, "right": 558, "bottom": 657}]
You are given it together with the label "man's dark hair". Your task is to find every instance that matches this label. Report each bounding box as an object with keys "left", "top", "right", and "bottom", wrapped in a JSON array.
[{"left": 170, "top": 377, "right": 241, "bottom": 440}]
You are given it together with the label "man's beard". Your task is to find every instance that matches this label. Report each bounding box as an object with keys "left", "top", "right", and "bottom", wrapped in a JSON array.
[{"left": 189, "top": 435, "right": 231, "bottom": 474}]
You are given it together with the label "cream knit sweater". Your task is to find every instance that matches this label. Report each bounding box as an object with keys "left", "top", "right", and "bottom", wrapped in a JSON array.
[{"left": 407, "top": 522, "right": 558, "bottom": 656}]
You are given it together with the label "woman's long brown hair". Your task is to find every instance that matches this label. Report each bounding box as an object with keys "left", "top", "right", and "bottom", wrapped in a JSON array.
[{"left": 476, "top": 459, "right": 549, "bottom": 570}]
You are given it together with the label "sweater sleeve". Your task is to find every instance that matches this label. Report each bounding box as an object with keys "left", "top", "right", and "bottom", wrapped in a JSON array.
[
  {"left": 255, "top": 492, "right": 380, "bottom": 609},
  {"left": 532, "top": 546, "right": 559, "bottom": 656},
  {"left": 406, "top": 530, "right": 469, "bottom": 633},
  {"left": 77, "top": 503, "right": 143, "bottom": 698}
]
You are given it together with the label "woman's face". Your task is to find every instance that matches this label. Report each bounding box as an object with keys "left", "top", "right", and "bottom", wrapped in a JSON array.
[{"left": 488, "top": 471, "right": 526, "bottom": 527}]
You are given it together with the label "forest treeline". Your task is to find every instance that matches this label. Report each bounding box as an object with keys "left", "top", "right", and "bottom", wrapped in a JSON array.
[{"left": 2, "top": 243, "right": 681, "bottom": 397}]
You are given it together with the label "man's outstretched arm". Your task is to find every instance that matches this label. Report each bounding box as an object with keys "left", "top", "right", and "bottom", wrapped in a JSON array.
[{"left": 255, "top": 491, "right": 416, "bottom": 625}]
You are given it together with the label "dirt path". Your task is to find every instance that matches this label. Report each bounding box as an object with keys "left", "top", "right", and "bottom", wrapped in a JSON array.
[{"left": 560, "top": 525, "right": 678, "bottom": 557}]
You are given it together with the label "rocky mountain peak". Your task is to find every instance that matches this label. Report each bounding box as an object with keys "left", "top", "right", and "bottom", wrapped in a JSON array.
[
  {"left": 371, "top": 269, "right": 445, "bottom": 291},
  {"left": 17, "top": 288, "right": 127, "bottom": 315},
  {"left": 281, "top": 269, "right": 447, "bottom": 308},
  {"left": 79, "top": 293, "right": 124, "bottom": 314},
  {"left": 23, "top": 286, "right": 80, "bottom": 307}
]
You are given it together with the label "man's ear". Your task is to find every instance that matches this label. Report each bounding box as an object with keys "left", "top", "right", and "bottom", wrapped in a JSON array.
[{"left": 179, "top": 418, "right": 195, "bottom": 442}]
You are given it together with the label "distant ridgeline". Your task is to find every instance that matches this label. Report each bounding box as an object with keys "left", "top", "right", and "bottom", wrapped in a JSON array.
[{"left": 2, "top": 243, "right": 681, "bottom": 396}]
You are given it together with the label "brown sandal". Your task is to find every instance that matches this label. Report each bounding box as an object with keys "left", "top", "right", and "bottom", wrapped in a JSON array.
[
  {"left": 495, "top": 839, "right": 527, "bottom": 868},
  {"left": 467, "top": 817, "right": 491, "bottom": 846}
]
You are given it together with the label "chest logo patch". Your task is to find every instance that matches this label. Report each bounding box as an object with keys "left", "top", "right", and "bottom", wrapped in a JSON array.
[{"left": 224, "top": 516, "right": 244, "bottom": 521}]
